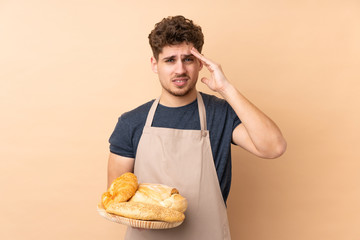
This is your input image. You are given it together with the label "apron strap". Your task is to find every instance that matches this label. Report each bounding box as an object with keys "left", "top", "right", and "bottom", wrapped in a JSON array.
[
  {"left": 197, "top": 92, "right": 207, "bottom": 131},
  {"left": 144, "top": 97, "right": 160, "bottom": 127},
  {"left": 144, "top": 92, "right": 207, "bottom": 131}
]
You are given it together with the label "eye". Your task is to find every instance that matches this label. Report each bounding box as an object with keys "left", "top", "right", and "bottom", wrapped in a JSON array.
[
  {"left": 165, "top": 59, "right": 175, "bottom": 63},
  {"left": 184, "top": 57, "right": 194, "bottom": 63}
]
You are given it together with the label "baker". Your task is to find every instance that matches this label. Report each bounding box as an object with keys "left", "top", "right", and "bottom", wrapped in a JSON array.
[{"left": 107, "top": 15, "right": 287, "bottom": 240}]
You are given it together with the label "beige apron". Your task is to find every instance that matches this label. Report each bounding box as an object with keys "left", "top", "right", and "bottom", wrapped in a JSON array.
[{"left": 125, "top": 92, "right": 231, "bottom": 240}]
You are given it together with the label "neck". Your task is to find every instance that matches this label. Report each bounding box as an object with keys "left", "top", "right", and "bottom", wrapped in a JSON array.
[{"left": 159, "top": 89, "right": 198, "bottom": 107}]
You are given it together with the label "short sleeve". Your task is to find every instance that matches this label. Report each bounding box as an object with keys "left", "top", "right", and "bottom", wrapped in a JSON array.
[
  {"left": 228, "top": 104, "right": 242, "bottom": 145},
  {"left": 223, "top": 100, "right": 241, "bottom": 131},
  {"left": 231, "top": 108, "right": 242, "bottom": 131},
  {"left": 109, "top": 116, "right": 135, "bottom": 158}
]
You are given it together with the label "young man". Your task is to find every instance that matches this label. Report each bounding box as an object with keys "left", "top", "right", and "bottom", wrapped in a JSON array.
[{"left": 107, "top": 15, "right": 286, "bottom": 239}]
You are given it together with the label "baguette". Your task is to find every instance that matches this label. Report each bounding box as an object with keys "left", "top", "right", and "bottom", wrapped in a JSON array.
[{"left": 106, "top": 202, "right": 185, "bottom": 223}]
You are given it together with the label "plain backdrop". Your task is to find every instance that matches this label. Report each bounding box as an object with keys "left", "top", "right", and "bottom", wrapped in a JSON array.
[{"left": 1, "top": 1, "right": 359, "bottom": 239}]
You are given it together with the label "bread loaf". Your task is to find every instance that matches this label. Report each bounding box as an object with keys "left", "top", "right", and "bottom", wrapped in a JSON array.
[
  {"left": 129, "top": 183, "right": 188, "bottom": 213},
  {"left": 160, "top": 193, "right": 188, "bottom": 213},
  {"left": 101, "top": 172, "right": 138, "bottom": 209},
  {"left": 106, "top": 202, "right": 185, "bottom": 223},
  {"left": 101, "top": 176, "right": 187, "bottom": 223}
]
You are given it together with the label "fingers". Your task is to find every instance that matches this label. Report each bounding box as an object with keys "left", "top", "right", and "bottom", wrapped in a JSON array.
[
  {"left": 191, "top": 48, "right": 212, "bottom": 66},
  {"left": 190, "top": 47, "right": 204, "bottom": 60},
  {"left": 201, "top": 77, "right": 210, "bottom": 85}
]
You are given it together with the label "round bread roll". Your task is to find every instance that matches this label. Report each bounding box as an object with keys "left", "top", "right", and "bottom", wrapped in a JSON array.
[
  {"left": 160, "top": 193, "right": 188, "bottom": 213},
  {"left": 102, "top": 172, "right": 138, "bottom": 209},
  {"left": 129, "top": 183, "right": 188, "bottom": 213}
]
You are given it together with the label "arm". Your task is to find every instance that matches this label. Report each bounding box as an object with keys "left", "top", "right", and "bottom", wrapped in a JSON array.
[
  {"left": 107, "top": 152, "right": 135, "bottom": 188},
  {"left": 191, "top": 48, "right": 287, "bottom": 158}
]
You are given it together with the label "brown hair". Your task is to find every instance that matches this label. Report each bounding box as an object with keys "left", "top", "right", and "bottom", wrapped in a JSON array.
[{"left": 148, "top": 15, "right": 204, "bottom": 60}]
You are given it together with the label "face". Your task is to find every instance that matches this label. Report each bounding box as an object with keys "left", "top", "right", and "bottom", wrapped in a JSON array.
[{"left": 151, "top": 42, "right": 203, "bottom": 98}]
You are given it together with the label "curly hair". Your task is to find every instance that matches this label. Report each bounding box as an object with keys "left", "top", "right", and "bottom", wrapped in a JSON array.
[{"left": 148, "top": 15, "right": 204, "bottom": 60}]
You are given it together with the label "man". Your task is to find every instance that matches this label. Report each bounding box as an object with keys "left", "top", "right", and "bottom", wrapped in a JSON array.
[{"left": 107, "top": 15, "right": 286, "bottom": 239}]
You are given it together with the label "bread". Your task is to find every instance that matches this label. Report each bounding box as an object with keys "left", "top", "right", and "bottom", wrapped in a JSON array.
[
  {"left": 100, "top": 176, "right": 187, "bottom": 223},
  {"left": 160, "top": 193, "right": 188, "bottom": 213},
  {"left": 129, "top": 183, "right": 188, "bottom": 213},
  {"left": 101, "top": 172, "right": 138, "bottom": 209},
  {"left": 106, "top": 202, "right": 185, "bottom": 223}
]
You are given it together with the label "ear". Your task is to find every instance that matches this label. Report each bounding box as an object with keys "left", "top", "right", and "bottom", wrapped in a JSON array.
[{"left": 151, "top": 57, "right": 158, "bottom": 73}]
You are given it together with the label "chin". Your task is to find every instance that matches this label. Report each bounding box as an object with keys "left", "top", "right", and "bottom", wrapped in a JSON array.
[{"left": 169, "top": 88, "right": 194, "bottom": 97}]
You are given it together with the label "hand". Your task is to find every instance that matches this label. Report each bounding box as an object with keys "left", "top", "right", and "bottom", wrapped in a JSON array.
[{"left": 191, "top": 47, "right": 230, "bottom": 94}]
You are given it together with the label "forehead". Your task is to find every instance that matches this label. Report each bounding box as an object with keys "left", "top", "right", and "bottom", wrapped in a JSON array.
[{"left": 159, "top": 42, "right": 194, "bottom": 58}]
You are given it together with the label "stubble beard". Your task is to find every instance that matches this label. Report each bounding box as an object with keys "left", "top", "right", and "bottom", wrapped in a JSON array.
[
  {"left": 165, "top": 85, "right": 195, "bottom": 97},
  {"left": 162, "top": 80, "right": 197, "bottom": 97}
]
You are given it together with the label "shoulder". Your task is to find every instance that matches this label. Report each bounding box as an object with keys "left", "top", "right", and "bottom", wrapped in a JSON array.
[
  {"left": 109, "top": 99, "right": 154, "bottom": 154},
  {"left": 200, "top": 92, "right": 231, "bottom": 111},
  {"left": 119, "top": 99, "right": 155, "bottom": 124},
  {"left": 200, "top": 91, "right": 241, "bottom": 126}
]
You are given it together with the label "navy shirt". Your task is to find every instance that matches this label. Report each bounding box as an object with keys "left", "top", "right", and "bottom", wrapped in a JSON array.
[{"left": 109, "top": 92, "right": 241, "bottom": 203}]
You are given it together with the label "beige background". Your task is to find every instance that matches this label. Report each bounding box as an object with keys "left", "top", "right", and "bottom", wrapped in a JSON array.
[{"left": 1, "top": 0, "right": 359, "bottom": 239}]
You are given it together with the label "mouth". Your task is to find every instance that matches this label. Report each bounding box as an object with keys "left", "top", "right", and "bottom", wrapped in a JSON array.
[{"left": 172, "top": 77, "right": 189, "bottom": 87}]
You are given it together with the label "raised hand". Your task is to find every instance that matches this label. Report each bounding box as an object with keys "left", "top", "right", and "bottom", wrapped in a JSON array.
[{"left": 190, "top": 47, "right": 230, "bottom": 94}]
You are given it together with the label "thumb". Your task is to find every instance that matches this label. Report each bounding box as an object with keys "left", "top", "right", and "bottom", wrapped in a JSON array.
[{"left": 201, "top": 77, "right": 210, "bottom": 86}]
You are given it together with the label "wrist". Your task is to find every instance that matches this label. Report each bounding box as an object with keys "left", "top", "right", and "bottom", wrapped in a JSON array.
[{"left": 218, "top": 82, "right": 237, "bottom": 99}]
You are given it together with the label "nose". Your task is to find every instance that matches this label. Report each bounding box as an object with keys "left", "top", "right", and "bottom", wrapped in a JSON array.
[{"left": 175, "top": 61, "right": 186, "bottom": 74}]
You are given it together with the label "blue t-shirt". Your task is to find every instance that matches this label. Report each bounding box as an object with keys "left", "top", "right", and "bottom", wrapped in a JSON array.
[{"left": 109, "top": 92, "right": 241, "bottom": 203}]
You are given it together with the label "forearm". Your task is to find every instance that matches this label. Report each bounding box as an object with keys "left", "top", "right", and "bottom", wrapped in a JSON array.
[
  {"left": 107, "top": 153, "right": 135, "bottom": 188},
  {"left": 219, "top": 84, "right": 287, "bottom": 158}
]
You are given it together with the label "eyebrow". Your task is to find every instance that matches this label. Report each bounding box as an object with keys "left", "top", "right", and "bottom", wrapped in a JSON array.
[{"left": 162, "top": 54, "right": 194, "bottom": 61}]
